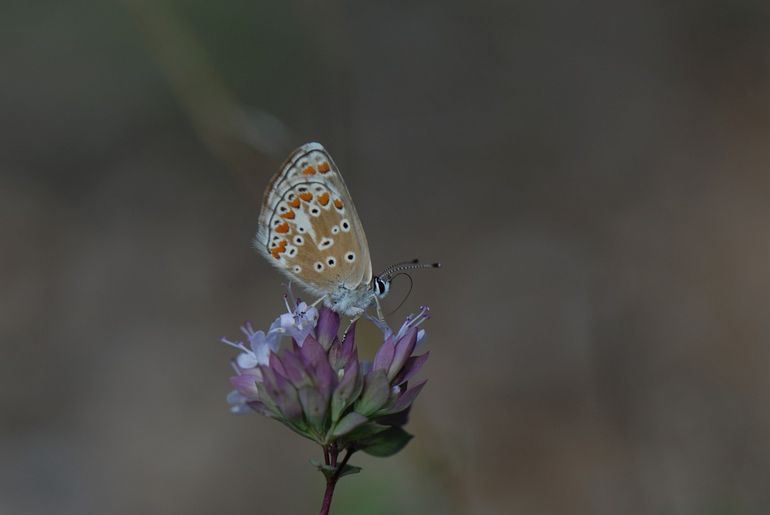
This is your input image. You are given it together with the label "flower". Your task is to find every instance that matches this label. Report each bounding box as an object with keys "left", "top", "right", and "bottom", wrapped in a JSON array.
[
  {"left": 221, "top": 298, "right": 430, "bottom": 457},
  {"left": 221, "top": 299, "right": 320, "bottom": 369},
  {"left": 221, "top": 320, "right": 280, "bottom": 370},
  {"left": 278, "top": 300, "right": 319, "bottom": 344}
]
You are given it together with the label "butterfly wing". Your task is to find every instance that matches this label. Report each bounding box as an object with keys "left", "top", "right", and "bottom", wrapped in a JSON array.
[{"left": 255, "top": 142, "right": 373, "bottom": 296}]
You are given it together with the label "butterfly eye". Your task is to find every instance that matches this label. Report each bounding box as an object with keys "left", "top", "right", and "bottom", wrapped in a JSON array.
[{"left": 373, "top": 277, "right": 389, "bottom": 297}]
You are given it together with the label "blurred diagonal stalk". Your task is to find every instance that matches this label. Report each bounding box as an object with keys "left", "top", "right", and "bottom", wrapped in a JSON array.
[{"left": 122, "top": 0, "right": 289, "bottom": 196}]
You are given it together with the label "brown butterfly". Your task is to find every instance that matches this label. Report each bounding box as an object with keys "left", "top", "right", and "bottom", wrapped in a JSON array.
[{"left": 255, "top": 142, "right": 438, "bottom": 319}]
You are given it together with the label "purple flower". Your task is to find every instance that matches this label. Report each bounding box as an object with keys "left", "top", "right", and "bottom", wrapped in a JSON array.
[
  {"left": 315, "top": 307, "right": 340, "bottom": 350},
  {"left": 221, "top": 300, "right": 321, "bottom": 372},
  {"left": 394, "top": 305, "right": 430, "bottom": 343},
  {"left": 278, "top": 300, "right": 319, "bottom": 344},
  {"left": 220, "top": 299, "right": 431, "bottom": 454},
  {"left": 221, "top": 320, "right": 281, "bottom": 370}
]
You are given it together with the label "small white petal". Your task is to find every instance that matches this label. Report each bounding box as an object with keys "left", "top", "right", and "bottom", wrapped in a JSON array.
[
  {"left": 226, "top": 390, "right": 246, "bottom": 404},
  {"left": 253, "top": 343, "right": 271, "bottom": 365},
  {"left": 268, "top": 317, "right": 283, "bottom": 333},
  {"left": 279, "top": 313, "right": 295, "bottom": 329},
  {"left": 248, "top": 330, "right": 267, "bottom": 350},
  {"left": 236, "top": 352, "right": 258, "bottom": 369},
  {"left": 265, "top": 332, "right": 282, "bottom": 350}
]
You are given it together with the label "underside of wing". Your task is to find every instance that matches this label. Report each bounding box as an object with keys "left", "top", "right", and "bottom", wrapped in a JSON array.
[{"left": 255, "top": 143, "right": 372, "bottom": 292}]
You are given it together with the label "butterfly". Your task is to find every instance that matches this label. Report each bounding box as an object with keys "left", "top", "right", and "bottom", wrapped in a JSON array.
[{"left": 254, "top": 142, "right": 438, "bottom": 319}]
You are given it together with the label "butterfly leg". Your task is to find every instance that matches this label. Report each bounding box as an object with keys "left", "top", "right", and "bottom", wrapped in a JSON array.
[
  {"left": 374, "top": 296, "right": 386, "bottom": 322},
  {"left": 310, "top": 296, "right": 327, "bottom": 308}
]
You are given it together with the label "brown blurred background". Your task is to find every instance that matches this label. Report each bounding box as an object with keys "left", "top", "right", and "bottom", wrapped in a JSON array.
[{"left": 2, "top": 0, "right": 770, "bottom": 514}]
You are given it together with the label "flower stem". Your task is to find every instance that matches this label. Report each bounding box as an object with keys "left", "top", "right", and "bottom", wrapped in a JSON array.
[
  {"left": 319, "top": 477, "right": 336, "bottom": 515},
  {"left": 319, "top": 445, "right": 338, "bottom": 515},
  {"left": 318, "top": 446, "right": 354, "bottom": 515}
]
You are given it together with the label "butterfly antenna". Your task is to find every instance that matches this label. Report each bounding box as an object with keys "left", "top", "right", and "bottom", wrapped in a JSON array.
[
  {"left": 381, "top": 260, "right": 441, "bottom": 280},
  {"left": 385, "top": 273, "right": 414, "bottom": 316},
  {"left": 380, "top": 259, "right": 419, "bottom": 276}
]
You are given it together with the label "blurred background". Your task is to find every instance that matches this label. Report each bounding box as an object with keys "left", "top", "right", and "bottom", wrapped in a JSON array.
[{"left": 2, "top": 0, "right": 770, "bottom": 513}]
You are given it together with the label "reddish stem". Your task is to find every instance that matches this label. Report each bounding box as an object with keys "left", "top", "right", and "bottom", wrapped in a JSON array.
[
  {"left": 318, "top": 447, "right": 353, "bottom": 515},
  {"left": 319, "top": 446, "right": 338, "bottom": 515},
  {"left": 319, "top": 477, "right": 336, "bottom": 515}
]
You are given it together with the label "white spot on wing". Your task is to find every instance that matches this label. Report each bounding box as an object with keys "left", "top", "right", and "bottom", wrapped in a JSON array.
[{"left": 293, "top": 210, "right": 316, "bottom": 241}]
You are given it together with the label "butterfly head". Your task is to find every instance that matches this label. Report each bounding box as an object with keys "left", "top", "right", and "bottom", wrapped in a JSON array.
[{"left": 372, "top": 276, "right": 390, "bottom": 298}]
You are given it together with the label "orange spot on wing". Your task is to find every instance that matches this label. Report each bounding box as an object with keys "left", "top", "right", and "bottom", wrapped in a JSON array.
[
  {"left": 299, "top": 192, "right": 313, "bottom": 202},
  {"left": 275, "top": 221, "right": 290, "bottom": 233},
  {"left": 318, "top": 162, "right": 331, "bottom": 173},
  {"left": 288, "top": 197, "right": 301, "bottom": 208},
  {"left": 270, "top": 240, "right": 287, "bottom": 259},
  {"left": 302, "top": 166, "right": 316, "bottom": 175},
  {"left": 280, "top": 210, "right": 295, "bottom": 219},
  {"left": 333, "top": 198, "right": 344, "bottom": 209},
  {"left": 318, "top": 192, "right": 330, "bottom": 206}
]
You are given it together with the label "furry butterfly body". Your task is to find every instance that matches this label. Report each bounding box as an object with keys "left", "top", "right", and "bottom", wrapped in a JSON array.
[{"left": 255, "top": 142, "right": 377, "bottom": 317}]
